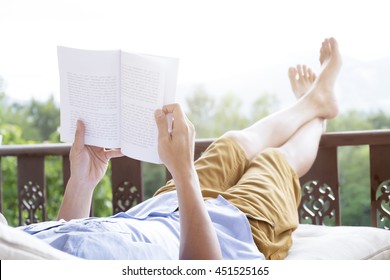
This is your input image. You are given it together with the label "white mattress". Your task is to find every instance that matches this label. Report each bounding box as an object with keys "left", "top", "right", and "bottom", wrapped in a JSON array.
[{"left": 286, "top": 224, "right": 390, "bottom": 260}]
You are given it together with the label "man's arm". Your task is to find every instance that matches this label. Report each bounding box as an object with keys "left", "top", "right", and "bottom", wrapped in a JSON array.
[
  {"left": 155, "top": 104, "right": 222, "bottom": 260},
  {"left": 57, "top": 120, "right": 123, "bottom": 221}
]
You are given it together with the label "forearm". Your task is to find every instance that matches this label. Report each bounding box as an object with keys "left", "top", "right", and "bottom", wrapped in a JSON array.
[
  {"left": 154, "top": 104, "right": 220, "bottom": 259},
  {"left": 174, "top": 167, "right": 222, "bottom": 260},
  {"left": 57, "top": 177, "right": 94, "bottom": 221}
]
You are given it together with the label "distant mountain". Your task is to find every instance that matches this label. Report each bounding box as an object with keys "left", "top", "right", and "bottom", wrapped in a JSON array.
[{"left": 176, "top": 56, "right": 390, "bottom": 115}]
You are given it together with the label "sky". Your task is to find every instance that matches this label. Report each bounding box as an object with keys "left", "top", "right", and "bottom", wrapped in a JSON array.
[{"left": 1, "top": 0, "right": 390, "bottom": 107}]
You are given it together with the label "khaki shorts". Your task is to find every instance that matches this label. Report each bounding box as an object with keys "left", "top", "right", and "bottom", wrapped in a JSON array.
[{"left": 154, "top": 137, "right": 301, "bottom": 260}]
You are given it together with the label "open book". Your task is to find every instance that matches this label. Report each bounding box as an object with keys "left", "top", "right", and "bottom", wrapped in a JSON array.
[{"left": 58, "top": 46, "right": 179, "bottom": 164}]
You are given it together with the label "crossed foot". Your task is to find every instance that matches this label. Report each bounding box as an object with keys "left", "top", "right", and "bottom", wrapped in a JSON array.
[{"left": 288, "top": 37, "right": 342, "bottom": 120}]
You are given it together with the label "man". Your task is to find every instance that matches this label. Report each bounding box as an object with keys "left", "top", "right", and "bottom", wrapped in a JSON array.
[{"left": 19, "top": 37, "right": 342, "bottom": 260}]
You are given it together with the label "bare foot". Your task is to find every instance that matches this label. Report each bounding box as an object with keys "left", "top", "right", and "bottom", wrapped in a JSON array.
[
  {"left": 288, "top": 64, "right": 316, "bottom": 99},
  {"left": 307, "top": 37, "right": 342, "bottom": 119}
]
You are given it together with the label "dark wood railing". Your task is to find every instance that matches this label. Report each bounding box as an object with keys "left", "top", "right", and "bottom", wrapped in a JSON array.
[
  {"left": 300, "top": 130, "right": 390, "bottom": 228},
  {"left": 0, "top": 130, "right": 389, "bottom": 228}
]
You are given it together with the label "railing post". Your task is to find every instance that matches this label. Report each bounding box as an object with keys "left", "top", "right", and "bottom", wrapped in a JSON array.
[
  {"left": 0, "top": 157, "right": 3, "bottom": 214},
  {"left": 369, "top": 144, "right": 390, "bottom": 229},
  {"left": 17, "top": 155, "right": 46, "bottom": 226},
  {"left": 111, "top": 157, "right": 143, "bottom": 214},
  {"left": 299, "top": 146, "right": 340, "bottom": 225}
]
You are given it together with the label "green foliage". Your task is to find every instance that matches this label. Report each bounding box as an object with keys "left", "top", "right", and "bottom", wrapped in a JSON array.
[
  {"left": 26, "top": 96, "right": 60, "bottom": 141},
  {"left": 249, "top": 93, "right": 280, "bottom": 122},
  {"left": 338, "top": 146, "right": 371, "bottom": 225},
  {"left": 44, "top": 156, "right": 65, "bottom": 221},
  {"left": 1, "top": 156, "right": 19, "bottom": 226},
  {"left": 91, "top": 166, "right": 113, "bottom": 218},
  {"left": 327, "top": 110, "right": 372, "bottom": 132},
  {"left": 185, "top": 85, "right": 216, "bottom": 138},
  {"left": 367, "top": 111, "right": 390, "bottom": 130},
  {"left": 143, "top": 163, "right": 166, "bottom": 199},
  {"left": 212, "top": 93, "right": 249, "bottom": 136},
  {"left": 185, "top": 87, "right": 280, "bottom": 138},
  {"left": 2, "top": 96, "right": 60, "bottom": 142},
  {"left": 0, "top": 79, "right": 31, "bottom": 224}
]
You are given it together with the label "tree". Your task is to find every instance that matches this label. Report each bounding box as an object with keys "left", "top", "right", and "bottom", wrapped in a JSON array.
[
  {"left": 250, "top": 93, "right": 280, "bottom": 123},
  {"left": 185, "top": 87, "right": 251, "bottom": 137},
  {"left": 327, "top": 110, "right": 372, "bottom": 132},
  {"left": 185, "top": 85, "right": 216, "bottom": 138},
  {"left": 212, "top": 92, "right": 249, "bottom": 136},
  {"left": 368, "top": 110, "right": 390, "bottom": 130},
  {"left": 0, "top": 93, "right": 60, "bottom": 142},
  {"left": 25, "top": 96, "right": 60, "bottom": 141},
  {"left": 0, "top": 123, "right": 28, "bottom": 226},
  {"left": 0, "top": 79, "right": 5, "bottom": 119}
]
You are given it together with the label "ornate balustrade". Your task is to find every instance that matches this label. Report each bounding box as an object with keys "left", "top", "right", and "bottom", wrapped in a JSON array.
[
  {"left": 1, "top": 130, "right": 389, "bottom": 228},
  {"left": 299, "top": 130, "right": 390, "bottom": 228}
]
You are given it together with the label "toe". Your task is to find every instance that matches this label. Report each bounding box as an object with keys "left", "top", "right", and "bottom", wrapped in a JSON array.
[{"left": 288, "top": 67, "right": 297, "bottom": 80}]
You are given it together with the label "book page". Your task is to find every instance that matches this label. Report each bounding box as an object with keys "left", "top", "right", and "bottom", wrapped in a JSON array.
[
  {"left": 120, "top": 52, "right": 179, "bottom": 164},
  {"left": 58, "top": 46, "right": 121, "bottom": 148},
  {"left": 137, "top": 53, "right": 179, "bottom": 104}
]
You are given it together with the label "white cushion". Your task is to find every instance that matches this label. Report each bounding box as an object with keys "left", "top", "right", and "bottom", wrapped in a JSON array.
[
  {"left": 0, "top": 222, "right": 78, "bottom": 260},
  {"left": 286, "top": 224, "right": 390, "bottom": 260},
  {"left": 0, "top": 212, "right": 7, "bottom": 225}
]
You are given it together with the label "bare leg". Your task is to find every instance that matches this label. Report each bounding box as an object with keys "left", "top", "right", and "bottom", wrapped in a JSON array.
[
  {"left": 281, "top": 63, "right": 324, "bottom": 176},
  {"left": 277, "top": 118, "right": 323, "bottom": 177},
  {"left": 225, "top": 38, "right": 341, "bottom": 161}
]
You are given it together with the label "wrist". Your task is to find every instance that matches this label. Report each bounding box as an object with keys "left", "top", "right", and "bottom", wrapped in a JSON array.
[
  {"left": 170, "top": 164, "right": 197, "bottom": 182},
  {"left": 58, "top": 177, "right": 95, "bottom": 221},
  {"left": 66, "top": 176, "right": 96, "bottom": 195},
  {"left": 172, "top": 166, "right": 202, "bottom": 198}
]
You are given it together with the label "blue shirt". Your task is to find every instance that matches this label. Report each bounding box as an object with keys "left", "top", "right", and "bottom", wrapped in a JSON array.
[{"left": 20, "top": 191, "right": 264, "bottom": 260}]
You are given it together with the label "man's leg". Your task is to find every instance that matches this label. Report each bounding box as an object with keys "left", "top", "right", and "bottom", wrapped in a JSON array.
[
  {"left": 155, "top": 38, "right": 341, "bottom": 198},
  {"left": 225, "top": 37, "right": 341, "bottom": 161},
  {"left": 213, "top": 38, "right": 342, "bottom": 259},
  {"left": 279, "top": 62, "right": 324, "bottom": 177},
  {"left": 277, "top": 118, "right": 324, "bottom": 177}
]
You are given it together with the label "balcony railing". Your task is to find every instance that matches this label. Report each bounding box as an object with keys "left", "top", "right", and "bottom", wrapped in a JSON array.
[{"left": 1, "top": 130, "right": 389, "bottom": 228}]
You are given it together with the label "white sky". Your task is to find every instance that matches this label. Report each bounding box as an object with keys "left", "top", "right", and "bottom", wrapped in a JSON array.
[{"left": 1, "top": 0, "right": 390, "bottom": 103}]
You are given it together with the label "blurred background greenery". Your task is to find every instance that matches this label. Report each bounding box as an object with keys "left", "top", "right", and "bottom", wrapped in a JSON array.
[{"left": 1, "top": 77, "right": 389, "bottom": 227}]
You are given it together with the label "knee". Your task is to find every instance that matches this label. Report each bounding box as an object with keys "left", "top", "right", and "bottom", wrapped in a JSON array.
[
  {"left": 221, "top": 130, "right": 242, "bottom": 142},
  {"left": 221, "top": 130, "right": 254, "bottom": 160},
  {"left": 220, "top": 130, "right": 251, "bottom": 151},
  {"left": 276, "top": 146, "right": 310, "bottom": 178}
]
